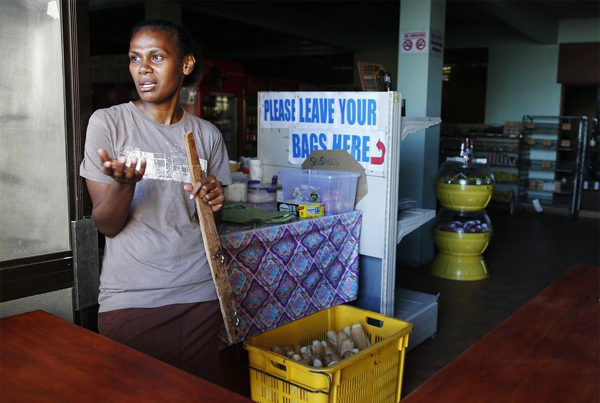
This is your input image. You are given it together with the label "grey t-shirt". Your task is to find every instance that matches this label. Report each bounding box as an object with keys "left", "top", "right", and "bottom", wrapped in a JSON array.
[{"left": 80, "top": 102, "right": 232, "bottom": 313}]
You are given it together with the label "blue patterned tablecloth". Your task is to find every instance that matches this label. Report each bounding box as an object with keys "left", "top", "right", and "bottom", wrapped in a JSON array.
[{"left": 219, "top": 210, "right": 362, "bottom": 345}]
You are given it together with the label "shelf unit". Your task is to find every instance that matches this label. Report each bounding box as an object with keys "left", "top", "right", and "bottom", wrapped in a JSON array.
[
  {"left": 439, "top": 122, "right": 529, "bottom": 214},
  {"left": 580, "top": 117, "right": 598, "bottom": 212},
  {"left": 200, "top": 93, "right": 239, "bottom": 160},
  {"left": 521, "top": 115, "right": 588, "bottom": 216},
  {"left": 242, "top": 92, "right": 258, "bottom": 157}
]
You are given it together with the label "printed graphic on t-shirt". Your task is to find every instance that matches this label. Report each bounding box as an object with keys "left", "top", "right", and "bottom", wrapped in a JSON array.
[{"left": 120, "top": 146, "right": 207, "bottom": 183}]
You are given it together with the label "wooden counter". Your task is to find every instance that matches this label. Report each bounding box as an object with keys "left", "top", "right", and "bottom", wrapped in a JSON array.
[
  {"left": 404, "top": 265, "right": 599, "bottom": 403},
  {"left": 0, "top": 310, "right": 252, "bottom": 402}
]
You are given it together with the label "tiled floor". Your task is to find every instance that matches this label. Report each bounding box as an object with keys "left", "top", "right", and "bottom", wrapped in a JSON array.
[{"left": 397, "top": 207, "right": 600, "bottom": 397}]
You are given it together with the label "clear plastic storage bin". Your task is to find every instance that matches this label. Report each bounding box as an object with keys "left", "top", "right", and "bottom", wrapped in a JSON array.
[
  {"left": 225, "top": 172, "right": 249, "bottom": 203},
  {"left": 247, "top": 182, "right": 280, "bottom": 204},
  {"left": 279, "top": 170, "right": 360, "bottom": 215}
]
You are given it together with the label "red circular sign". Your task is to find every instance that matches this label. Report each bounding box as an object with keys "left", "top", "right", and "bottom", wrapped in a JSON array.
[
  {"left": 402, "top": 40, "right": 413, "bottom": 51},
  {"left": 416, "top": 38, "right": 426, "bottom": 50}
]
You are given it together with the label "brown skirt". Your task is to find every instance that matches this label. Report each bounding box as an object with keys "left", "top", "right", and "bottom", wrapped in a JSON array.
[{"left": 98, "top": 300, "right": 223, "bottom": 386}]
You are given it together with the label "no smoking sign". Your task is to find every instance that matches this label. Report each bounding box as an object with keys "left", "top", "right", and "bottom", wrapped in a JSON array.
[{"left": 400, "top": 30, "right": 443, "bottom": 55}]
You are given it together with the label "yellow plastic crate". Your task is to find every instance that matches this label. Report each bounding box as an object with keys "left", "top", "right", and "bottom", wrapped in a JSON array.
[{"left": 243, "top": 305, "right": 413, "bottom": 403}]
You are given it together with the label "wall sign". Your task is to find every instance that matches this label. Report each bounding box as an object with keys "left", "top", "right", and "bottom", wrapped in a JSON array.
[
  {"left": 400, "top": 31, "right": 428, "bottom": 54},
  {"left": 430, "top": 30, "right": 444, "bottom": 55},
  {"left": 260, "top": 92, "right": 390, "bottom": 172},
  {"left": 400, "top": 30, "right": 444, "bottom": 56}
]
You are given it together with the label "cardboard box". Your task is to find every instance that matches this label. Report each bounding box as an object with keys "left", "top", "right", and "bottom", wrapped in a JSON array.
[{"left": 277, "top": 199, "right": 324, "bottom": 218}]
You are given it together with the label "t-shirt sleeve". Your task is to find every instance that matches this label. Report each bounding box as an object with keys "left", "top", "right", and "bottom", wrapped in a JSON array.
[
  {"left": 208, "top": 126, "right": 232, "bottom": 187},
  {"left": 79, "top": 111, "right": 116, "bottom": 185}
]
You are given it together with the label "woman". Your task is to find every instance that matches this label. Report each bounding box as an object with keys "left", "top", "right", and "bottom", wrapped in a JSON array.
[{"left": 79, "top": 19, "right": 231, "bottom": 385}]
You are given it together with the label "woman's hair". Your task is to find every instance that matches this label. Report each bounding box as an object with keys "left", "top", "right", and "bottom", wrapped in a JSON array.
[{"left": 130, "top": 19, "right": 201, "bottom": 87}]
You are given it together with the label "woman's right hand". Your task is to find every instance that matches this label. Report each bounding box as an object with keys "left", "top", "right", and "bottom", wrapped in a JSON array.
[
  {"left": 87, "top": 149, "right": 146, "bottom": 237},
  {"left": 98, "top": 148, "right": 146, "bottom": 184}
]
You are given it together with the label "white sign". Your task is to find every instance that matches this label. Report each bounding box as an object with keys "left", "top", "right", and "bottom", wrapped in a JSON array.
[
  {"left": 260, "top": 92, "right": 390, "bottom": 171},
  {"left": 400, "top": 30, "right": 429, "bottom": 54},
  {"left": 400, "top": 30, "right": 444, "bottom": 56},
  {"left": 287, "top": 128, "right": 387, "bottom": 169},
  {"left": 430, "top": 30, "right": 444, "bottom": 56}
]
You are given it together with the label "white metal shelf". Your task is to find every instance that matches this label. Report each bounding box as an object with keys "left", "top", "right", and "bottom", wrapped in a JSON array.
[
  {"left": 401, "top": 117, "right": 442, "bottom": 141},
  {"left": 397, "top": 208, "right": 436, "bottom": 244}
]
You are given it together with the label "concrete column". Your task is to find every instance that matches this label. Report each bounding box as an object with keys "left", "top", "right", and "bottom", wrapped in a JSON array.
[
  {"left": 145, "top": 1, "right": 182, "bottom": 24},
  {"left": 397, "top": 0, "right": 446, "bottom": 266}
]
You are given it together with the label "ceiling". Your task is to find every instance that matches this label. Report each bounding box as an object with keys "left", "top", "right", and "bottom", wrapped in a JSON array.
[{"left": 88, "top": 0, "right": 599, "bottom": 88}]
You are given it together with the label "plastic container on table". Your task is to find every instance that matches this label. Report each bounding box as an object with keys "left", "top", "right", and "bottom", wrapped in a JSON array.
[
  {"left": 243, "top": 305, "right": 412, "bottom": 403},
  {"left": 247, "top": 181, "right": 281, "bottom": 204},
  {"left": 279, "top": 169, "right": 360, "bottom": 215},
  {"left": 225, "top": 172, "right": 249, "bottom": 203}
]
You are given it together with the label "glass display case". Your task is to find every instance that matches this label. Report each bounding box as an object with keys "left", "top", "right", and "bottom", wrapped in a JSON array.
[
  {"left": 436, "top": 158, "right": 495, "bottom": 186},
  {"left": 435, "top": 157, "right": 495, "bottom": 212},
  {"left": 201, "top": 93, "right": 238, "bottom": 159}
]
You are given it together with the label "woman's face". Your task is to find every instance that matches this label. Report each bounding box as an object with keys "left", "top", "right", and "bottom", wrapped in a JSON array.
[{"left": 128, "top": 28, "right": 190, "bottom": 105}]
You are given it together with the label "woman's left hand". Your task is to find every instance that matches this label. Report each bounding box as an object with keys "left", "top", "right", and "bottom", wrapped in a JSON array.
[{"left": 184, "top": 175, "right": 226, "bottom": 212}]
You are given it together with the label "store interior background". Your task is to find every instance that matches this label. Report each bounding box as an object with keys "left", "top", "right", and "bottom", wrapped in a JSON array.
[
  {"left": 89, "top": 0, "right": 600, "bottom": 215},
  {"left": 87, "top": 0, "right": 599, "bottom": 396}
]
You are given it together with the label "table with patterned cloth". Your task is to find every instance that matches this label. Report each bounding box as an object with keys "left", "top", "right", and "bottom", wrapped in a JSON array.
[{"left": 218, "top": 210, "right": 362, "bottom": 345}]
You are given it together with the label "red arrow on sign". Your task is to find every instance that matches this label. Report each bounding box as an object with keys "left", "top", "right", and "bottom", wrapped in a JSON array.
[{"left": 371, "top": 139, "right": 386, "bottom": 165}]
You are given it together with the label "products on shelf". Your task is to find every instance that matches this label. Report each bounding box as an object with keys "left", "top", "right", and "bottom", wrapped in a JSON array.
[
  {"left": 482, "top": 152, "right": 518, "bottom": 166},
  {"left": 527, "top": 138, "right": 556, "bottom": 149},
  {"left": 530, "top": 159, "right": 555, "bottom": 170},
  {"left": 493, "top": 190, "right": 514, "bottom": 201},
  {"left": 493, "top": 171, "right": 518, "bottom": 183},
  {"left": 503, "top": 121, "right": 522, "bottom": 137},
  {"left": 522, "top": 115, "right": 587, "bottom": 215},
  {"left": 528, "top": 179, "right": 563, "bottom": 193}
]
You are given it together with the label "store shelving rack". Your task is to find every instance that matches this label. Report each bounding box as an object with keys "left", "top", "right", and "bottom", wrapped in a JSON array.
[
  {"left": 242, "top": 92, "right": 258, "bottom": 157},
  {"left": 521, "top": 115, "right": 588, "bottom": 216}
]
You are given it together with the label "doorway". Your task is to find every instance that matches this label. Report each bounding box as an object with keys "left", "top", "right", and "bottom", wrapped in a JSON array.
[{"left": 562, "top": 85, "right": 600, "bottom": 215}]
